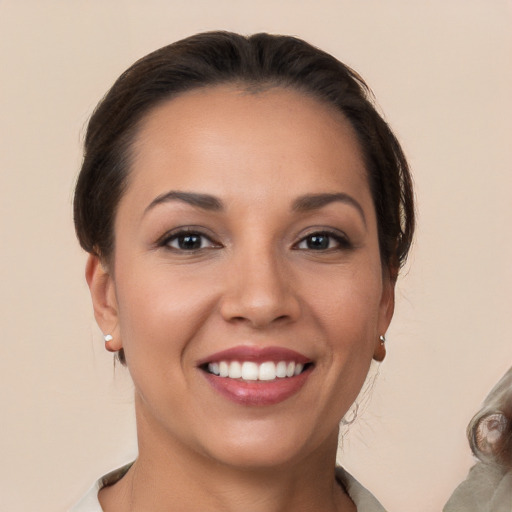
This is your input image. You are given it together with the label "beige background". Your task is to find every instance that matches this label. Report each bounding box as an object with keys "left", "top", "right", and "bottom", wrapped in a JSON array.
[{"left": 1, "top": 1, "right": 511, "bottom": 510}]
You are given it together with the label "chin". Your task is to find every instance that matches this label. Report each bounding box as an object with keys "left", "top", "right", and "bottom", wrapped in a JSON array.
[
  {"left": 196, "top": 417, "right": 335, "bottom": 471},
  {"left": 206, "top": 441, "right": 307, "bottom": 471}
]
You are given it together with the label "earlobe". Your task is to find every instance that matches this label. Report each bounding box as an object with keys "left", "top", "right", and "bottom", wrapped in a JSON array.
[
  {"left": 85, "top": 254, "right": 122, "bottom": 351},
  {"left": 373, "top": 276, "right": 395, "bottom": 362},
  {"left": 373, "top": 335, "right": 386, "bottom": 362}
]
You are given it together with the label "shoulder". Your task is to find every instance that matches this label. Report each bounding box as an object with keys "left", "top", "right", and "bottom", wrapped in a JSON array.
[
  {"left": 336, "top": 467, "right": 388, "bottom": 512},
  {"left": 70, "top": 464, "right": 133, "bottom": 512}
]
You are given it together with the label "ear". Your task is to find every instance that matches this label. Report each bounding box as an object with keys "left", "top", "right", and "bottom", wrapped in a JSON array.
[
  {"left": 373, "top": 274, "right": 396, "bottom": 362},
  {"left": 85, "top": 254, "right": 122, "bottom": 352}
]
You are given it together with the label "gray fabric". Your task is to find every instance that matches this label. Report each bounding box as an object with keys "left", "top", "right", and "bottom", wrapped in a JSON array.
[
  {"left": 71, "top": 464, "right": 386, "bottom": 511},
  {"left": 443, "top": 462, "right": 512, "bottom": 512},
  {"left": 336, "top": 466, "right": 387, "bottom": 511}
]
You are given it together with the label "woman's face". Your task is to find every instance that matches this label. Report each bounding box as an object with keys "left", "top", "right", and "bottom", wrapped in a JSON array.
[{"left": 89, "top": 85, "right": 394, "bottom": 469}]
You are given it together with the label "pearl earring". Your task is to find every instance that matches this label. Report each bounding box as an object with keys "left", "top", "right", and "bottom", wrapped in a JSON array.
[{"left": 104, "top": 334, "right": 113, "bottom": 343}]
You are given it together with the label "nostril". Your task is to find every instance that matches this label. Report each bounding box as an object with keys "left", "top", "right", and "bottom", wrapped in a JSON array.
[
  {"left": 229, "top": 315, "right": 248, "bottom": 323},
  {"left": 233, "top": 313, "right": 292, "bottom": 326}
]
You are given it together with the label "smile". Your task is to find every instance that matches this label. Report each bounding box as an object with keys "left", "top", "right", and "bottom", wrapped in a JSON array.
[
  {"left": 198, "top": 346, "right": 314, "bottom": 406},
  {"left": 207, "top": 360, "right": 306, "bottom": 381},
  {"left": 207, "top": 361, "right": 304, "bottom": 381}
]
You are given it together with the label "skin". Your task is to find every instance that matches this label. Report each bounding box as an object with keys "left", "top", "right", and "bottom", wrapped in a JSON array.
[{"left": 87, "top": 85, "right": 394, "bottom": 511}]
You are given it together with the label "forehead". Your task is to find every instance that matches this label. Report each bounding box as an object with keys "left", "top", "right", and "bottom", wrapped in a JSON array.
[{"left": 126, "top": 85, "right": 370, "bottom": 207}]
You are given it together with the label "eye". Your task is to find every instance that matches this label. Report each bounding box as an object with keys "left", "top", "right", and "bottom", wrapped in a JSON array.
[
  {"left": 161, "top": 230, "right": 220, "bottom": 251},
  {"left": 295, "top": 231, "right": 350, "bottom": 251}
]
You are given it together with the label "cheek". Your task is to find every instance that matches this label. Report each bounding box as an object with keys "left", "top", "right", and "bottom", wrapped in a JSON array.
[
  {"left": 307, "top": 263, "right": 383, "bottom": 391},
  {"left": 309, "top": 262, "right": 384, "bottom": 335},
  {"left": 112, "top": 265, "right": 222, "bottom": 427},
  {"left": 113, "top": 261, "right": 219, "bottom": 364},
  {"left": 301, "top": 274, "right": 382, "bottom": 432}
]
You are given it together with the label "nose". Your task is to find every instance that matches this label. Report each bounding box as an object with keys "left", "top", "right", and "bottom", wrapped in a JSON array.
[{"left": 219, "top": 249, "right": 301, "bottom": 329}]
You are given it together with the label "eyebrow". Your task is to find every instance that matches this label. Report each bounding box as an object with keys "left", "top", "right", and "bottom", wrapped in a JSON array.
[
  {"left": 143, "top": 190, "right": 366, "bottom": 225},
  {"left": 292, "top": 193, "right": 367, "bottom": 226},
  {"left": 144, "top": 191, "right": 223, "bottom": 216}
]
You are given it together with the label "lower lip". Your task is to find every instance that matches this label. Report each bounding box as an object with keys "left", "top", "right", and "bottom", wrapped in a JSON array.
[{"left": 202, "top": 368, "right": 312, "bottom": 406}]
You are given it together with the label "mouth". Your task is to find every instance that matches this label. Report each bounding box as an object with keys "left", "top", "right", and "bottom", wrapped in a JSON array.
[
  {"left": 203, "top": 360, "right": 312, "bottom": 381},
  {"left": 197, "top": 346, "right": 314, "bottom": 406}
]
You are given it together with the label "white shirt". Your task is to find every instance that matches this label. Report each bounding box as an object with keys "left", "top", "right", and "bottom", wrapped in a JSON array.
[{"left": 71, "top": 464, "right": 387, "bottom": 511}]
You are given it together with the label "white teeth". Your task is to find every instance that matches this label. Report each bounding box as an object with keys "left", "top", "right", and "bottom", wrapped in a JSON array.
[
  {"left": 276, "top": 361, "right": 287, "bottom": 378},
  {"left": 228, "top": 361, "right": 242, "bottom": 379},
  {"left": 219, "top": 361, "right": 229, "bottom": 377},
  {"left": 241, "top": 362, "right": 259, "bottom": 380},
  {"left": 208, "top": 362, "right": 220, "bottom": 376},
  {"left": 259, "top": 362, "right": 276, "bottom": 381},
  {"left": 207, "top": 360, "right": 307, "bottom": 380}
]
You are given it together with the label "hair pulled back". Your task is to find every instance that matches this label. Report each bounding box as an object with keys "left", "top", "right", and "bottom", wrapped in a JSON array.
[{"left": 74, "top": 31, "right": 414, "bottom": 276}]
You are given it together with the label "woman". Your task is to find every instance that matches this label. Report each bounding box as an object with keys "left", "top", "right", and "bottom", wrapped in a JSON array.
[
  {"left": 444, "top": 367, "right": 512, "bottom": 512},
  {"left": 72, "top": 31, "right": 414, "bottom": 511}
]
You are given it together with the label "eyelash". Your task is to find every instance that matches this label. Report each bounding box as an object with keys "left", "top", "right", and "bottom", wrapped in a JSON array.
[
  {"left": 294, "top": 230, "right": 352, "bottom": 251},
  {"left": 157, "top": 228, "right": 351, "bottom": 253},
  {"left": 158, "top": 228, "right": 221, "bottom": 252}
]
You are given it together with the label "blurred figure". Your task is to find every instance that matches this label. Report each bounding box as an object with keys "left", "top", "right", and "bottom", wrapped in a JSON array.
[{"left": 444, "top": 367, "right": 512, "bottom": 511}]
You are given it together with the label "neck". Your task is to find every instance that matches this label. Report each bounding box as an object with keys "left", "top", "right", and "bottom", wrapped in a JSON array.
[{"left": 99, "top": 397, "right": 355, "bottom": 512}]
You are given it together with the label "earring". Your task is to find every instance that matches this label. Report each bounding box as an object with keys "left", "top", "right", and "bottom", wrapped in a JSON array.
[
  {"left": 373, "top": 334, "right": 386, "bottom": 362},
  {"left": 103, "top": 333, "right": 118, "bottom": 353}
]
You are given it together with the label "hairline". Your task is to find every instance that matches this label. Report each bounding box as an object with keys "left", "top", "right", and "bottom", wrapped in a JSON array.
[{"left": 105, "top": 80, "right": 376, "bottom": 268}]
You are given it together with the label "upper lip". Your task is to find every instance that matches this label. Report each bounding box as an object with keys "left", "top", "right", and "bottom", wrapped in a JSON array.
[{"left": 196, "top": 345, "right": 312, "bottom": 366}]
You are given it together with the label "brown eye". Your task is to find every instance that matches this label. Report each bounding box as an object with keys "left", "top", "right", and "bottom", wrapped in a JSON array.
[
  {"left": 164, "top": 231, "right": 218, "bottom": 251},
  {"left": 296, "top": 231, "right": 350, "bottom": 251},
  {"left": 305, "top": 234, "right": 330, "bottom": 250}
]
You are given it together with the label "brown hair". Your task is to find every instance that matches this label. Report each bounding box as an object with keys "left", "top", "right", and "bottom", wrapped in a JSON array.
[{"left": 73, "top": 31, "right": 415, "bottom": 363}]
